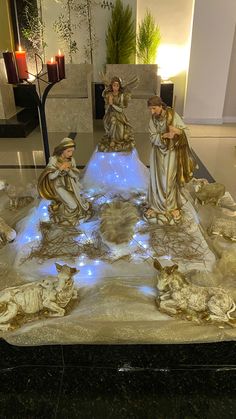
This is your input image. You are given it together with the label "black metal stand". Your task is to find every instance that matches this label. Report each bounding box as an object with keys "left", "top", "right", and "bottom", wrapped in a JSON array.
[
  {"left": 29, "top": 81, "right": 57, "bottom": 164},
  {"left": 23, "top": 54, "right": 62, "bottom": 165}
]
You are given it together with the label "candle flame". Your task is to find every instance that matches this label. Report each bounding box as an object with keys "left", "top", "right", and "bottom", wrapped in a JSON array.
[
  {"left": 50, "top": 57, "right": 54, "bottom": 63},
  {"left": 58, "top": 49, "right": 61, "bottom": 56},
  {"left": 18, "top": 45, "right": 22, "bottom": 52}
]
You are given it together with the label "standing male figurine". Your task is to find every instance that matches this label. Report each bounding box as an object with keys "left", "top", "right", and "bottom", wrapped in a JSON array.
[
  {"left": 144, "top": 96, "right": 196, "bottom": 225},
  {"left": 38, "top": 138, "right": 92, "bottom": 225}
]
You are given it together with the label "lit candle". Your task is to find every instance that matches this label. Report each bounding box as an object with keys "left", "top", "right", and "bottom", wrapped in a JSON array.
[
  {"left": 47, "top": 57, "right": 59, "bottom": 83},
  {"left": 2, "top": 51, "right": 19, "bottom": 84},
  {"left": 55, "top": 49, "right": 65, "bottom": 79},
  {"left": 15, "top": 46, "right": 28, "bottom": 80}
]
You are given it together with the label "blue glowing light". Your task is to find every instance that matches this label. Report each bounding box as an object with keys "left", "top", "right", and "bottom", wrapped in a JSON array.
[
  {"left": 82, "top": 149, "right": 149, "bottom": 193},
  {"left": 161, "top": 255, "right": 172, "bottom": 260},
  {"left": 138, "top": 286, "right": 156, "bottom": 296}
]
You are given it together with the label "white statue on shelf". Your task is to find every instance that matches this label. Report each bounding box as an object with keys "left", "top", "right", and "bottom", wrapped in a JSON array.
[{"left": 0, "top": 263, "right": 78, "bottom": 331}]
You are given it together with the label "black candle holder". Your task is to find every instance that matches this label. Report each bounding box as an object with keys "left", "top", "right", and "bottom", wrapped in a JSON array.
[
  {"left": 25, "top": 54, "right": 64, "bottom": 164},
  {"left": 5, "top": 53, "right": 63, "bottom": 164}
]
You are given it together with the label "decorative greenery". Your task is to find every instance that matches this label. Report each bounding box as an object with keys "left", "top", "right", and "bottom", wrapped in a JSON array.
[
  {"left": 100, "top": 0, "right": 113, "bottom": 10},
  {"left": 53, "top": 0, "right": 79, "bottom": 63},
  {"left": 105, "top": 0, "right": 136, "bottom": 64},
  {"left": 71, "top": 0, "right": 98, "bottom": 64},
  {"left": 136, "top": 9, "right": 161, "bottom": 64},
  {"left": 21, "top": 0, "right": 46, "bottom": 59},
  {"left": 54, "top": 0, "right": 112, "bottom": 64}
]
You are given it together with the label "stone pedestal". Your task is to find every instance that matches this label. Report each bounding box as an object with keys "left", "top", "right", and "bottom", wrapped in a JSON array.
[
  {"left": 45, "top": 64, "right": 93, "bottom": 133},
  {"left": 0, "top": 56, "right": 16, "bottom": 119}
]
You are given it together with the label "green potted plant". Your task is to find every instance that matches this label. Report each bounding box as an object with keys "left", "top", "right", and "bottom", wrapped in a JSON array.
[
  {"left": 105, "top": 0, "right": 136, "bottom": 64},
  {"left": 136, "top": 9, "right": 161, "bottom": 64}
]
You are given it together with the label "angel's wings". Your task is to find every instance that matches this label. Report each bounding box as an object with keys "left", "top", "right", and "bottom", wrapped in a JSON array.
[
  {"left": 100, "top": 71, "right": 111, "bottom": 88},
  {"left": 100, "top": 71, "right": 139, "bottom": 92},
  {"left": 122, "top": 75, "right": 139, "bottom": 93}
]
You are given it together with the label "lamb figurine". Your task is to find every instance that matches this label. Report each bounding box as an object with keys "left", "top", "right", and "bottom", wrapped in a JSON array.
[
  {"left": 192, "top": 179, "right": 225, "bottom": 206},
  {"left": 0, "top": 217, "right": 16, "bottom": 244},
  {"left": 0, "top": 263, "right": 78, "bottom": 331},
  {"left": 154, "top": 259, "right": 236, "bottom": 326}
]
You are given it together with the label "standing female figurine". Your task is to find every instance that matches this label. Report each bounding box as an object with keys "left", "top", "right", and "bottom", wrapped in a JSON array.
[
  {"left": 98, "top": 75, "right": 138, "bottom": 152},
  {"left": 144, "top": 96, "right": 197, "bottom": 224},
  {"left": 38, "top": 138, "right": 91, "bottom": 225}
]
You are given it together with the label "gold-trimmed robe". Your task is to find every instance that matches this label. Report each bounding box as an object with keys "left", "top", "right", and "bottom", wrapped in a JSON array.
[{"left": 148, "top": 108, "right": 196, "bottom": 214}]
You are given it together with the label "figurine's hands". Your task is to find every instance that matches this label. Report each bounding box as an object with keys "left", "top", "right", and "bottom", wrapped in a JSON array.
[
  {"left": 162, "top": 126, "right": 182, "bottom": 140},
  {"left": 169, "top": 125, "right": 182, "bottom": 135},
  {"left": 108, "top": 94, "right": 113, "bottom": 105},
  {"left": 59, "top": 162, "right": 71, "bottom": 171},
  {"left": 162, "top": 132, "right": 174, "bottom": 140}
]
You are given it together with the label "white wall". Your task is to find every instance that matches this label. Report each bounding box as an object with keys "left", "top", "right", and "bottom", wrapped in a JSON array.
[
  {"left": 223, "top": 25, "right": 236, "bottom": 122},
  {"left": 137, "top": 0, "right": 194, "bottom": 115},
  {"left": 184, "top": 0, "right": 236, "bottom": 124},
  {"left": 41, "top": 0, "right": 137, "bottom": 81}
]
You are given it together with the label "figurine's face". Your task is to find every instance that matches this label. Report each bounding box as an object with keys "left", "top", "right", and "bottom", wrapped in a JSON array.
[
  {"left": 112, "top": 81, "right": 120, "bottom": 93},
  {"left": 149, "top": 105, "right": 162, "bottom": 116},
  {"left": 61, "top": 147, "right": 75, "bottom": 159}
]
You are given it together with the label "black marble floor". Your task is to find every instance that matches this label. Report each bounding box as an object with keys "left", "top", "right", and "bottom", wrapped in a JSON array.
[{"left": 0, "top": 340, "right": 236, "bottom": 419}]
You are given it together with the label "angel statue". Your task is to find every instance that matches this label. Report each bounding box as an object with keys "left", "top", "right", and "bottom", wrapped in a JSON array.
[
  {"left": 38, "top": 138, "right": 92, "bottom": 226},
  {"left": 98, "top": 74, "right": 139, "bottom": 152}
]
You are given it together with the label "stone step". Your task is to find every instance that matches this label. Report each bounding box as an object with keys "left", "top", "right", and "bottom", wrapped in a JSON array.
[{"left": 0, "top": 107, "right": 39, "bottom": 138}]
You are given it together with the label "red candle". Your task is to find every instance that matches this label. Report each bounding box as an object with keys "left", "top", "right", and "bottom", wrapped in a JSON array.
[
  {"left": 15, "top": 46, "right": 28, "bottom": 80},
  {"left": 2, "top": 51, "right": 19, "bottom": 84},
  {"left": 55, "top": 50, "right": 65, "bottom": 79},
  {"left": 47, "top": 57, "right": 59, "bottom": 83}
]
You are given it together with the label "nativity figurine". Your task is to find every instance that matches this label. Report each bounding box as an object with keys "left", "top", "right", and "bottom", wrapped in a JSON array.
[
  {"left": 0, "top": 263, "right": 78, "bottom": 331},
  {"left": 98, "top": 74, "right": 138, "bottom": 152},
  {"left": 154, "top": 259, "right": 236, "bottom": 326},
  {"left": 144, "top": 96, "right": 197, "bottom": 225},
  {"left": 38, "top": 137, "right": 92, "bottom": 225}
]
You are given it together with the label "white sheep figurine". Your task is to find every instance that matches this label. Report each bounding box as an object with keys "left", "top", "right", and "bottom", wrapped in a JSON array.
[
  {"left": 0, "top": 217, "right": 16, "bottom": 244},
  {"left": 192, "top": 179, "right": 225, "bottom": 206},
  {"left": 154, "top": 259, "right": 236, "bottom": 326}
]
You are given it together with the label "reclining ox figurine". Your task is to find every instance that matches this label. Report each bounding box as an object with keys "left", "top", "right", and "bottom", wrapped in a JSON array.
[
  {"left": 0, "top": 263, "right": 78, "bottom": 331},
  {"left": 154, "top": 260, "right": 236, "bottom": 326}
]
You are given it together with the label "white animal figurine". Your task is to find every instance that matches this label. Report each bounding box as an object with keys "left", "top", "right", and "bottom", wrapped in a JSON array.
[
  {"left": 0, "top": 263, "right": 78, "bottom": 331},
  {"left": 0, "top": 217, "right": 16, "bottom": 244},
  {"left": 0, "top": 179, "right": 7, "bottom": 191},
  {"left": 209, "top": 217, "right": 236, "bottom": 241},
  {"left": 5, "top": 184, "right": 34, "bottom": 210},
  {"left": 154, "top": 260, "right": 236, "bottom": 326},
  {"left": 192, "top": 179, "right": 225, "bottom": 206}
]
